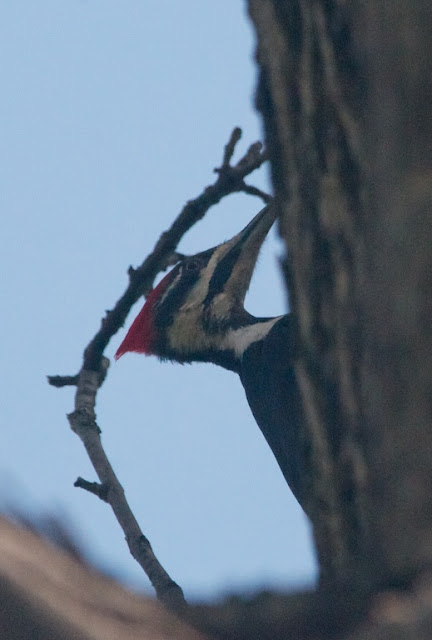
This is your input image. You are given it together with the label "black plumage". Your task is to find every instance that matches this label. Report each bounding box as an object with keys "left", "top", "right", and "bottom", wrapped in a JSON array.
[{"left": 239, "top": 314, "right": 305, "bottom": 506}]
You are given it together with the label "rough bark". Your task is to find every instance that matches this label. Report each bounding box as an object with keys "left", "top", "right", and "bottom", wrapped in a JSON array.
[
  {"left": 248, "top": 0, "right": 432, "bottom": 600},
  {"left": 248, "top": 0, "right": 368, "bottom": 582},
  {"left": 353, "top": 1, "right": 432, "bottom": 585}
]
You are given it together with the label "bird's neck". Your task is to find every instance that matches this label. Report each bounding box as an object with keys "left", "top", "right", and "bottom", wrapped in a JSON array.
[
  {"left": 161, "top": 313, "right": 284, "bottom": 373},
  {"left": 199, "top": 315, "right": 283, "bottom": 373},
  {"left": 224, "top": 316, "right": 283, "bottom": 359}
]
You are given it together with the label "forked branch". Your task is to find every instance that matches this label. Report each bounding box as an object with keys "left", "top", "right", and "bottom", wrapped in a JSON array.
[{"left": 48, "top": 127, "right": 270, "bottom": 608}]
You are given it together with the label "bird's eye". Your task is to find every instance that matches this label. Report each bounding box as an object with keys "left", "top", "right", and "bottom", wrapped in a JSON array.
[{"left": 185, "top": 259, "right": 202, "bottom": 272}]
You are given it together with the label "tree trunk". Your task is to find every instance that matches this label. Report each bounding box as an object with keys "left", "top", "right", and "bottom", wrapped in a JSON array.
[{"left": 248, "top": 0, "right": 432, "bottom": 591}]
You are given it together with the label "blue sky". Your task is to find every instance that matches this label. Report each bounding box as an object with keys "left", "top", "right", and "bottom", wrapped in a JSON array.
[{"left": 0, "top": 1, "right": 315, "bottom": 599}]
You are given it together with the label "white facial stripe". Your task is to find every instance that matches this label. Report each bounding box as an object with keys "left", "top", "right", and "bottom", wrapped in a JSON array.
[
  {"left": 167, "top": 314, "right": 282, "bottom": 359},
  {"left": 179, "top": 244, "right": 230, "bottom": 311},
  {"left": 159, "top": 271, "right": 182, "bottom": 304},
  {"left": 223, "top": 317, "right": 282, "bottom": 357}
]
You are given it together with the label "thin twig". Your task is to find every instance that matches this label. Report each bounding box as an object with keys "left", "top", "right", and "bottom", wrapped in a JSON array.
[
  {"left": 68, "top": 367, "right": 186, "bottom": 609},
  {"left": 48, "top": 127, "right": 270, "bottom": 608},
  {"left": 48, "top": 375, "right": 79, "bottom": 388},
  {"left": 74, "top": 477, "right": 110, "bottom": 502},
  {"left": 221, "top": 126, "right": 242, "bottom": 168},
  {"left": 239, "top": 183, "right": 272, "bottom": 203}
]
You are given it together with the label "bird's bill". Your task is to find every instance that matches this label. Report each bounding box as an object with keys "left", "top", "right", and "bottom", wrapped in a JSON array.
[{"left": 217, "top": 205, "right": 276, "bottom": 304}]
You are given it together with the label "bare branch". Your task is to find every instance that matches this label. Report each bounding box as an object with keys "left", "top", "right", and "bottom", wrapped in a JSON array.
[
  {"left": 47, "top": 375, "right": 79, "bottom": 388},
  {"left": 48, "top": 127, "right": 269, "bottom": 607},
  {"left": 239, "top": 183, "right": 272, "bottom": 203},
  {"left": 74, "top": 477, "right": 110, "bottom": 502},
  {"left": 68, "top": 368, "right": 186, "bottom": 611},
  {"left": 220, "top": 126, "right": 242, "bottom": 168}
]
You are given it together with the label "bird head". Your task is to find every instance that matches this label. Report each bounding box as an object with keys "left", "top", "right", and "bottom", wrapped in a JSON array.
[{"left": 115, "top": 206, "right": 277, "bottom": 370}]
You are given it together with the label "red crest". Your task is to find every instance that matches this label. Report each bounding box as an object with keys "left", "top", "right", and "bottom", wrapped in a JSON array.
[{"left": 115, "top": 271, "right": 173, "bottom": 359}]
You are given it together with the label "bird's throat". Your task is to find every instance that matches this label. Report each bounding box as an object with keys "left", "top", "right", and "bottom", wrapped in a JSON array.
[
  {"left": 163, "top": 315, "right": 283, "bottom": 373},
  {"left": 223, "top": 316, "right": 283, "bottom": 359}
]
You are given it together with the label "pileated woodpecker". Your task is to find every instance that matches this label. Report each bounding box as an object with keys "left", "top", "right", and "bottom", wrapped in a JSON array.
[{"left": 116, "top": 207, "right": 306, "bottom": 508}]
